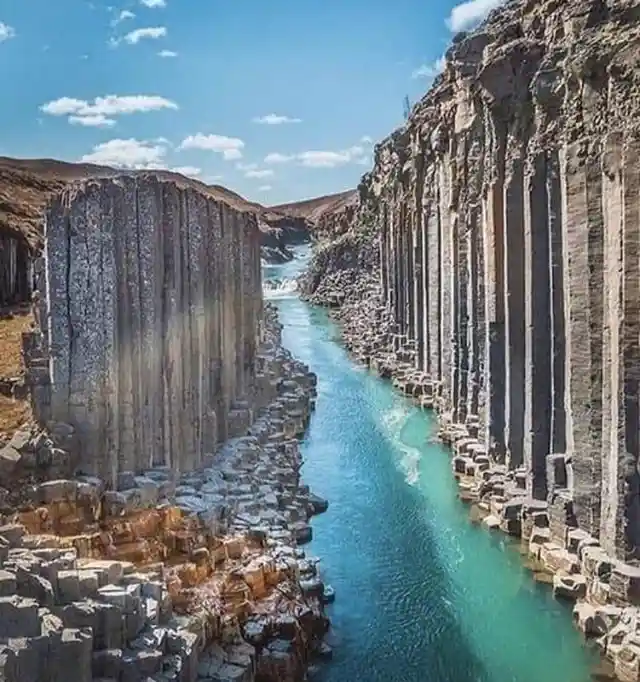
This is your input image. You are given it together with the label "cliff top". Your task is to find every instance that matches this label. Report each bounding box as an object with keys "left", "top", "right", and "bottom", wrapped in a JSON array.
[
  {"left": 362, "top": 0, "right": 640, "bottom": 199},
  {"left": 0, "top": 156, "right": 354, "bottom": 250}
]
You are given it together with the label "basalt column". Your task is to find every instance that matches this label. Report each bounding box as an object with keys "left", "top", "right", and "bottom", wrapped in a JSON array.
[
  {"left": 482, "top": 126, "right": 507, "bottom": 461},
  {"left": 41, "top": 175, "right": 262, "bottom": 484},
  {"left": 563, "top": 143, "right": 605, "bottom": 540},
  {"left": 600, "top": 134, "right": 640, "bottom": 560},
  {"left": 503, "top": 154, "right": 526, "bottom": 469},
  {"left": 523, "top": 153, "right": 552, "bottom": 499},
  {"left": 439, "top": 157, "right": 455, "bottom": 407},
  {"left": 426, "top": 169, "right": 441, "bottom": 382}
]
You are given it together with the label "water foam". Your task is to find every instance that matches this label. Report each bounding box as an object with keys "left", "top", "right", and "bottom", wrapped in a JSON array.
[
  {"left": 263, "top": 277, "right": 299, "bottom": 300},
  {"left": 380, "top": 403, "right": 422, "bottom": 486}
]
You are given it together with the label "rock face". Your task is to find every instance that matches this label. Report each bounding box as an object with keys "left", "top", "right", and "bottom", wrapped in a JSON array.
[
  {"left": 29, "top": 175, "right": 262, "bottom": 485},
  {"left": 0, "top": 157, "right": 352, "bottom": 305},
  {"left": 0, "top": 173, "right": 332, "bottom": 681},
  {"left": 305, "top": 0, "right": 640, "bottom": 563},
  {"left": 0, "top": 305, "right": 330, "bottom": 682}
]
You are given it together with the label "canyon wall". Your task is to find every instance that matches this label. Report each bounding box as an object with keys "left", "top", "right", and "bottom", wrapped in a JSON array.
[
  {"left": 0, "top": 234, "right": 33, "bottom": 306},
  {"left": 32, "top": 175, "right": 263, "bottom": 484},
  {"left": 309, "top": 0, "right": 640, "bottom": 562}
]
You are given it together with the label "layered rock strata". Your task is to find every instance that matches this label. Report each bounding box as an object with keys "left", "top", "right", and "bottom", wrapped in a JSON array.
[{"left": 303, "top": 0, "right": 640, "bottom": 678}]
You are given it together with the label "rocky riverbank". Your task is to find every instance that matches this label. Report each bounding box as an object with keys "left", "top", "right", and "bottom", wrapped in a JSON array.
[
  {"left": 300, "top": 233, "right": 640, "bottom": 681},
  {"left": 0, "top": 302, "right": 332, "bottom": 682}
]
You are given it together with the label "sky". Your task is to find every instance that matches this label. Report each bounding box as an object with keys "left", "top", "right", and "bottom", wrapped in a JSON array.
[{"left": 0, "top": 0, "right": 504, "bottom": 205}]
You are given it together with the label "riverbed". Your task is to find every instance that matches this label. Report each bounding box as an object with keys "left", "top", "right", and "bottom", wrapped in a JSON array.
[{"left": 263, "top": 248, "right": 597, "bottom": 682}]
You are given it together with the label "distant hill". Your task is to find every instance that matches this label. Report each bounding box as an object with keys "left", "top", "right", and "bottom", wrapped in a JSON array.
[{"left": 270, "top": 190, "right": 357, "bottom": 225}]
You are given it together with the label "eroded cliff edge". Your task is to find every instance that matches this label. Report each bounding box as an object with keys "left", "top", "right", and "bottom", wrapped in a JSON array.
[{"left": 303, "top": 1, "right": 640, "bottom": 677}]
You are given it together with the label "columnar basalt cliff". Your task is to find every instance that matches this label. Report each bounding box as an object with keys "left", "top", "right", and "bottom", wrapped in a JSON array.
[
  {"left": 0, "top": 158, "right": 357, "bottom": 308},
  {"left": 303, "top": 1, "right": 640, "bottom": 677},
  {"left": 35, "top": 175, "right": 262, "bottom": 484},
  {"left": 0, "top": 175, "right": 332, "bottom": 682}
]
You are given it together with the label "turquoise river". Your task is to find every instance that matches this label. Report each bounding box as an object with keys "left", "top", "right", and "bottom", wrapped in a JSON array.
[{"left": 264, "top": 247, "right": 599, "bottom": 682}]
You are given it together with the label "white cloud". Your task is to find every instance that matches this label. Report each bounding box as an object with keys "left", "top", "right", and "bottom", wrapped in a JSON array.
[
  {"left": 124, "top": 26, "right": 166, "bottom": 44},
  {"left": 258, "top": 185, "right": 272, "bottom": 192},
  {"left": 360, "top": 136, "right": 373, "bottom": 144},
  {"left": 298, "top": 145, "right": 366, "bottom": 168},
  {"left": 158, "top": 49, "right": 177, "bottom": 57},
  {"left": 171, "top": 166, "right": 201, "bottom": 178},
  {"left": 141, "top": 0, "right": 166, "bottom": 7},
  {"left": 112, "top": 9, "right": 135, "bottom": 26},
  {"left": 411, "top": 55, "right": 446, "bottom": 80},
  {"left": 179, "top": 133, "right": 245, "bottom": 161},
  {"left": 245, "top": 169, "right": 273, "bottom": 179},
  {"left": 447, "top": 0, "right": 505, "bottom": 32},
  {"left": 263, "top": 144, "right": 368, "bottom": 168},
  {"left": 236, "top": 162, "right": 258, "bottom": 171},
  {"left": 41, "top": 95, "right": 177, "bottom": 126},
  {"left": 0, "top": 22, "right": 15, "bottom": 42},
  {"left": 264, "top": 153, "right": 294, "bottom": 164},
  {"left": 81, "top": 138, "right": 168, "bottom": 169},
  {"left": 252, "top": 114, "right": 301, "bottom": 125},
  {"left": 69, "top": 114, "right": 116, "bottom": 128}
]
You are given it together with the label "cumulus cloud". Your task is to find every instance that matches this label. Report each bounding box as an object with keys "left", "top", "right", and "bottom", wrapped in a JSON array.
[
  {"left": 81, "top": 138, "right": 168, "bottom": 169},
  {"left": 179, "top": 133, "right": 245, "bottom": 161},
  {"left": 263, "top": 144, "right": 368, "bottom": 168},
  {"left": 41, "top": 94, "right": 177, "bottom": 127},
  {"left": 447, "top": 0, "right": 505, "bottom": 32},
  {"left": 141, "top": 0, "right": 166, "bottom": 7},
  {"left": 360, "top": 136, "right": 373, "bottom": 144},
  {"left": 0, "top": 22, "right": 15, "bottom": 42},
  {"left": 69, "top": 114, "right": 116, "bottom": 128},
  {"left": 252, "top": 114, "right": 301, "bottom": 125},
  {"left": 245, "top": 169, "right": 273, "bottom": 179},
  {"left": 112, "top": 10, "right": 135, "bottom": 26},
  {"left": 298, "top": 150, "right": 359, "bottom": 168},
  {"left": 158, "top": 49, "right": 177, "bottom": 57},
  {"left": 123, "top": 26, "right": 166, "bottom": 44},
  {"left": 171, "top": 166, "right": 201, "bottom": 178},
  {"left": 258, "top": 185, "right": 272, "bottom": 192},
  {"left": 411, "top": 55, "right": 446, "bottom": 80},
  {"left": 264, "top": 153, "right": 294, "bottom": 164}
]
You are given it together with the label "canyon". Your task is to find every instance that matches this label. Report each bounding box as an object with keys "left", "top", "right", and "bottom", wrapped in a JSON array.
[
  {"left": 1, "top": 0, "right": 640, "bottom": 680},
  {"left": 301, "top": 0, "right": 640, "bottom": 679},
  {"left": 0, "top": 157, "right": 336, "bottom": 308},
  {"left": 0, "top": 175, "right": 332, "bottom": 682}
]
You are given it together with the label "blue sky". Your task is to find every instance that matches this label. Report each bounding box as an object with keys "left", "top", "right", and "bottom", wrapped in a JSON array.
[{"left": 0, "top": 0, "right": 503, "bottom": 205}]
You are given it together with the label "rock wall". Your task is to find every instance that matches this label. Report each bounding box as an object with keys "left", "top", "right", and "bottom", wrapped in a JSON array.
[
  {"left": 0, "top": 234, "right": 33, "bottom": 307},
  {"left": 310, "top": 0, "right": 640, "bottom": 562},
  {"left": 33, "top": 175, "right": 262, "bottom": 484}
]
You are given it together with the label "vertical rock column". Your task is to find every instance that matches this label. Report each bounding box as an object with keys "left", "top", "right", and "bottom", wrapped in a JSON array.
[
  {"left": 547, "top": 150, "right": 568, "bottom": 457},
  {"left": 426, "top": 170, "right": 442, "bottom": 384},
  {"left": 439, "top": 156, "right": 455, "bottom": 407},
  {"left": 523, "top": 153, "right": 553, "bottom": 499},
  {"left": 563, "top": 143, "right": 605, "bottom": 539},
  {"left": 600, "top": 134, "right": 640, "bottom": 559},
  {"left": 379, "top": 204, "right": 390, "bottom": 303},
  {"left": 42, "top": 176, "right": 261, "bottom": 484},
  {"left": 503, "top": 154, "right": 526, "bottom": 469},
  {"left": 482, "top": 128, "right": 507, "bottom": 461},
  {"left": 389, "top": 194, "right": 401, "bottom": 351}
]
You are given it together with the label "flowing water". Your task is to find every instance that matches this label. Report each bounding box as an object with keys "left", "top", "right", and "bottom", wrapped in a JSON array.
[{"left": 263, "top": 246, "right": 598, "bottom": 682}]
